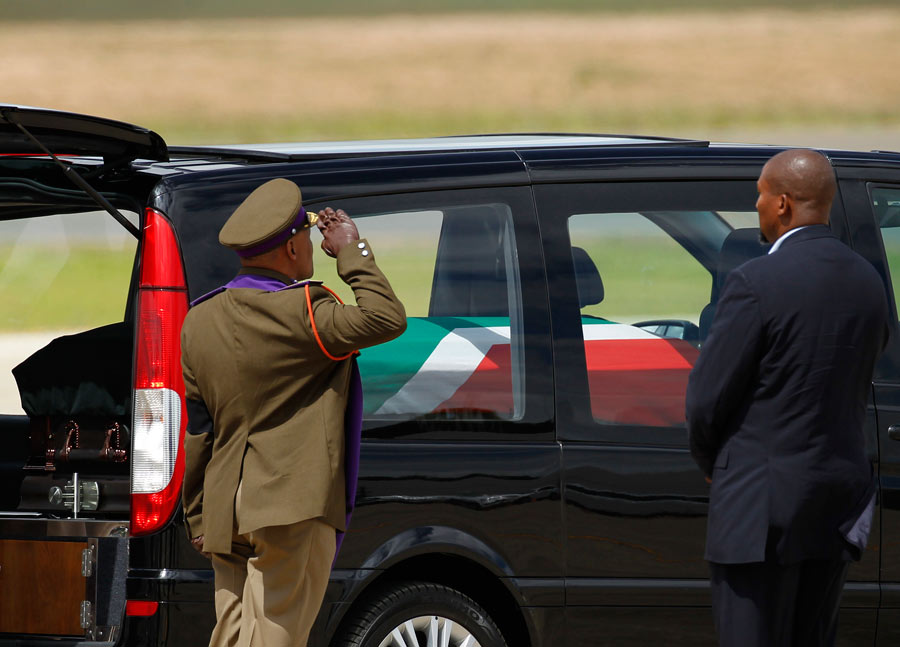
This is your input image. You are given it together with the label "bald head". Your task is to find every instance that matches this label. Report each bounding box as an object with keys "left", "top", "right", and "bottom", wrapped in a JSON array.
[
  {"left": 756, "top": 149, "right": 836, "bottom": 243},
  {"left": 763, "top": 150, "right": 836, "bottom": 216}
]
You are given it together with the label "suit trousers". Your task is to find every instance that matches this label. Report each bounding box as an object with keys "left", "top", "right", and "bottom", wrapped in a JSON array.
[
  {"left": 209, "top": 481, "right": 336, "bottom": 647},
  {"left": 709, "top": 559, "right": 850, "bottom": 647}
]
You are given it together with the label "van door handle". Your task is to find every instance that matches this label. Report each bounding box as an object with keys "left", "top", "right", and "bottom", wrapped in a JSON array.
[{"left": 889, "top": 426, "right": 900, "bottom": 441}]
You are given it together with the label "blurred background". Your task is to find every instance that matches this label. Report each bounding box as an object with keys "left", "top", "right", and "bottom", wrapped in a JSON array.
[{"left": 3, "top": 0, "right": 899, "bottom": 150}]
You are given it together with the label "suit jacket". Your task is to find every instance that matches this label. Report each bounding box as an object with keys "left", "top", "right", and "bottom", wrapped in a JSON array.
[
  {"left": 180, "top": 240, "right": 406, "bottom": 555},
  {"left": 686, "top": 225, "right": 888, "bottom": 564}
]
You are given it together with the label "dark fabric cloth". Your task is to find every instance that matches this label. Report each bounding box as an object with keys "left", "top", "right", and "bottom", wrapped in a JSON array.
[
  {"left": 334, "top": 359, "right": 363, "bottom": 563},
  {"left": 686, "top": 225, "right": 889, "bottom": 565},
  {"left": 12, "top": 322, "right": 132, "bottom": 417},
  {"left": 710, "top": 559, "right": 849, "bottom": 647}
]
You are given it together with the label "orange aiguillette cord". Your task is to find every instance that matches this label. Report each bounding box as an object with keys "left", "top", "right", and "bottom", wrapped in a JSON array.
[{"left": 305, "top": 284, "right": 359, "bottom": 361}]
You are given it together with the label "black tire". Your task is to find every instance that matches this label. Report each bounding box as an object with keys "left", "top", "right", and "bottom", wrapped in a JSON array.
[{"left": 336, "top": 581, "right": 508, "bottom": 647}]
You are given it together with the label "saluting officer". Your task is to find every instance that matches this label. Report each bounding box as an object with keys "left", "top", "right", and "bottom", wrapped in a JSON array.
[{"left": 180, "top": 178, "right": 406, "bottom": 647}]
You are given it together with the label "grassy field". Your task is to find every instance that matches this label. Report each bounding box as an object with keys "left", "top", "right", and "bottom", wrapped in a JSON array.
[
  {"left": 312, "top": 245, "right": 437, "bottom": 318},
  {"left": 3, "top": 0, "right": 895, "bottom": 20},
  {"left": 575, "top": 239, "right": 712, "bottom": 323},
  {"left": 3, "top": 233, "right": 894, "bottom": 332},
  {"left": 2, "top": 10, "right": 899, "bottom": 144},
  {"left": 0, "top": 247, "right": 134, "bottom": 331},
  {"left": 0, "top": 238, "right": 713, "bottom": 330}
]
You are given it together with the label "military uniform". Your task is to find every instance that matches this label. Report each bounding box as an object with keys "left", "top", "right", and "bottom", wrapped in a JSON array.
[{"left": 181, "top": 179, "right": 406, "bottom": 647}]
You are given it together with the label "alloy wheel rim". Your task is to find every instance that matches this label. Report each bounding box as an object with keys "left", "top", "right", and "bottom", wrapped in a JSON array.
[{"left": 377, "top": 615, "right": 482, "bottom": 647}]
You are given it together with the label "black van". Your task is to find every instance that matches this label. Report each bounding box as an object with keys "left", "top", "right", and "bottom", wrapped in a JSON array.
[{"left": 2, "top": 105, "right": 900, "bottom": 647}]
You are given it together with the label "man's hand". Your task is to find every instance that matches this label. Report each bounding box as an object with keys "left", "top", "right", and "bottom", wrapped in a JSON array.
[
  {"left": 316, "top": 207, "right": 360, "bottom": 258},
  {"left": 191, "top": 535, "right": 210, "bottom": 559}
]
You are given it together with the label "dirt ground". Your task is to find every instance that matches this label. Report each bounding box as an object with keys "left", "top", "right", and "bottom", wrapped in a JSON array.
[{"left": 3, "top": 10, "right": 899, "bottom": 145}]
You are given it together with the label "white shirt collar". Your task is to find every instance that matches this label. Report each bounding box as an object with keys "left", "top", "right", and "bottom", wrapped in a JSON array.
[{"left": 768, "top": 226, "right": 810, "bottom": 254}]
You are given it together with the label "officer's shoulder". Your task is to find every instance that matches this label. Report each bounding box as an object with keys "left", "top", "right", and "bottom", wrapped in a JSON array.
[
  {"left": 182, "top": 298, "right": 217, "bottom": 341},
  {"left": 305, "top": 281, "right": 346, "bottom": 303},
  {"left": 182, "top": 300, "right": 212, "bottom": 339},
  {"left": 304, "top": 280, "right": 336, "bottom": 294},
  {"left": 272, "top": 279, "right": 323, "bottom": 295},
  {"left": 185, "top": 295, "right": 217, "bottom": 320},
  {"left": 188, "top": 285, "right": 231, "bottom": 311},
  {"left": 265, "top": 280, "right": 330, "bottom": 303}
]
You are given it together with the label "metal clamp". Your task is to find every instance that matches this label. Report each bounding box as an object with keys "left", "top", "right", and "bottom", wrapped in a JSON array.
[{"left": 48, "top": 473, "right": 100, "bottom": 517}]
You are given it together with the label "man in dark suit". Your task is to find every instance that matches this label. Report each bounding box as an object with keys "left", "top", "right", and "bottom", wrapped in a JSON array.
[{"left": 686, "top": 149, "right": 889, "bottom": 646}]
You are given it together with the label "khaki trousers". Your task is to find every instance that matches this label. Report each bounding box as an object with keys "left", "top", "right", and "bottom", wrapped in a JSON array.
[{"left": 209, "top": 482, "right": 335, "bottom": 647}]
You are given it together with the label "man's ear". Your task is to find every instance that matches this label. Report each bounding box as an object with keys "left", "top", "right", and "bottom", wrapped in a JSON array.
[
  {"left": 778, "top": 193, "right": 793, "bottom": 221},
  {"left": 286, "top": 239, "right": 297, "bottom": 259}
]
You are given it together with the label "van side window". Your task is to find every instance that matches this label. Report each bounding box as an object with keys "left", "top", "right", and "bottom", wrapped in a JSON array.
[
  {"left": 872, "top": 186, "right": 900, "bottom": 316},
  {"left": 312, "top": 202, "right": 525, "bottom": 422},
  {"left": 567, "top": 209, "right": 762, "bottom": 428},
  {"left": 0, "top": 211, "right": 138, "bottom": 415}
]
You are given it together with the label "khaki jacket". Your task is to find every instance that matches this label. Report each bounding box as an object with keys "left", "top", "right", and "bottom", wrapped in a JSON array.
[{"left": 181, "top": 240, "right": 406, "bottom": 554}]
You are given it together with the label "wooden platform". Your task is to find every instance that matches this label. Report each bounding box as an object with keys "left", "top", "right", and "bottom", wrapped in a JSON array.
[{"left": 0, "top": 539, "right": 87, "bottom": 636}]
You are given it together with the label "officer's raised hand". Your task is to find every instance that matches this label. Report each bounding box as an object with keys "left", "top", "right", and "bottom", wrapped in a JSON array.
[{"left": 316, "top": 207, "right": 360, "bottom": 258}]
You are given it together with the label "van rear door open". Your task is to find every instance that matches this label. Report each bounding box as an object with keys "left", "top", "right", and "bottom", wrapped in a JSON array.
[{"left": 0, "top": 106, "right": 173, "bottom": 642}]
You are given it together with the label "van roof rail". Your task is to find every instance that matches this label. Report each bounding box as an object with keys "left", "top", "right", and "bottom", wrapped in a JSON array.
[{"left": 168, "top": 133, "right": 710, "bottom": 162}]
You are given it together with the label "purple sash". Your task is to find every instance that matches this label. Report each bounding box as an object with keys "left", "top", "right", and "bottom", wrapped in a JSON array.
[
  {"left": 190, "top": 273, "right": 312, "bottom": 307},
  {"left": 191, "top": 274, "right": 363, "bottom": 561},
  {"left": 336, "top": 361, "right": 363, "bottom": 563}
]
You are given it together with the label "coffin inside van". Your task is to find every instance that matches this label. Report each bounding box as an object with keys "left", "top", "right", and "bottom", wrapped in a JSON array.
[
  {"left": 0, "top": 198, "right": 138, "bottom": 518},
  {"left": 13, "top": 323, "right": 131, "bottom": 418},
  {"left": 0, "top": 106, "right": 158, "bottom": 642}
]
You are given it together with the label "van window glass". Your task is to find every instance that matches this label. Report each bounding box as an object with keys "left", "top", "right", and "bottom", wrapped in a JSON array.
[
  {"left": 719, "top": 211, "right": 760, "bottom": 230},
  {"left": 311, "top": 203, "right": 525, "bottom": 422},
  {"left": 872, "top": 187, "right": 900, "bottom": 315},
  {"left": 0, "top": 211, "right": 137, "bottom": 414},
  {"left": 567, "top": 209, "right": 761, "bottom": 427}
]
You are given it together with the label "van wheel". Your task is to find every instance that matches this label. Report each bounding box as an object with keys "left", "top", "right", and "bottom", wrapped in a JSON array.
[{"left": 337, "top": 581, "right": 508, "bottom": 647}]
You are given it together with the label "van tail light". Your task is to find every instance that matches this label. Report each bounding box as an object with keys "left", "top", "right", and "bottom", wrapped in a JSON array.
[
  {"left": 126, "top": 600, "right": 160, "bottom": 617},
  {"left": 131, "top": 208, "right": 188, "bottom": 536}
]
